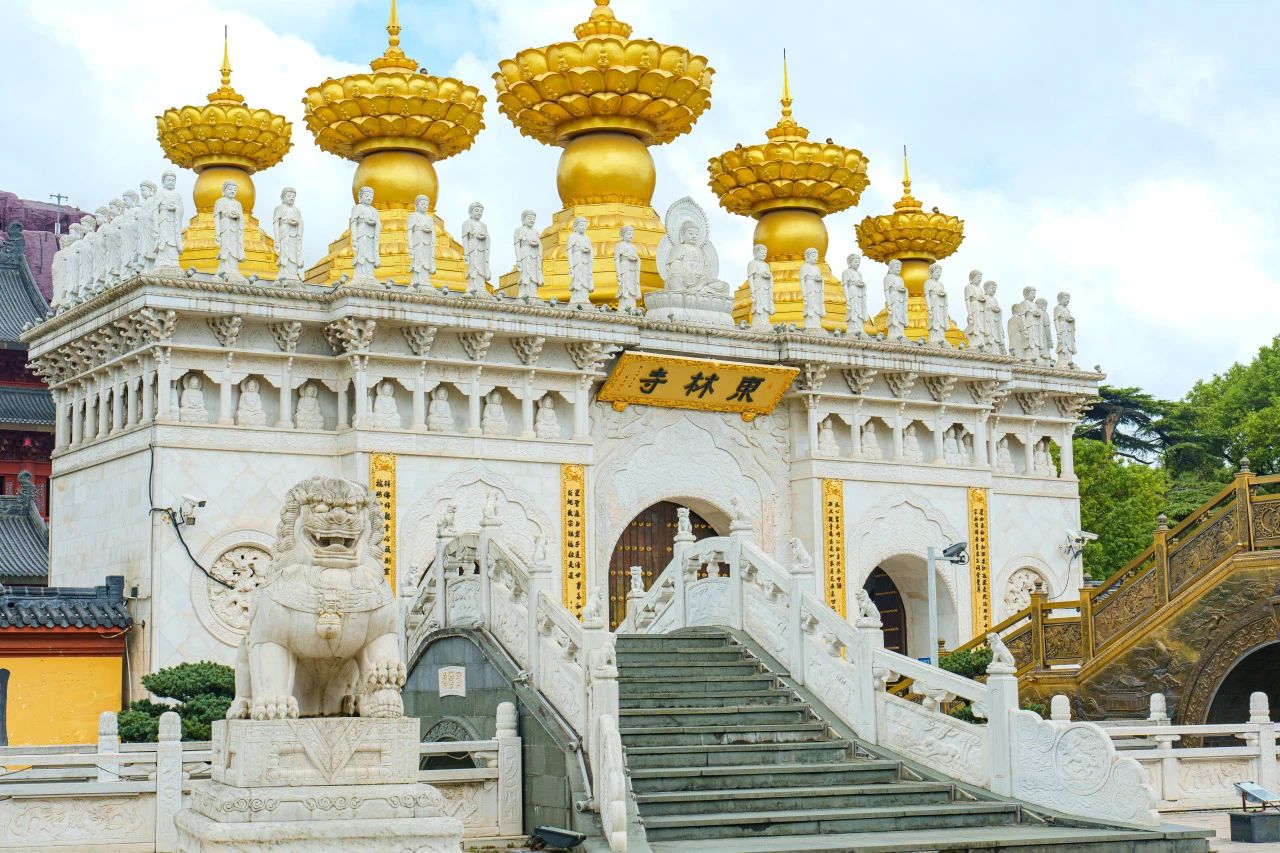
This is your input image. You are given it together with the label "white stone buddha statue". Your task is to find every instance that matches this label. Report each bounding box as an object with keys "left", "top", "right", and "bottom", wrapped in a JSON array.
[
  {"left": 427, "top": 386, "right": 454, "bottom": 432},
  {"left": 534, "top": 395, "right": 559, "bottom": 439},
  {"left": 902, "top": 423, "right": 924, "bottom": 463},
  {"left": 235, "top": 378, "right": 267, "bottom": 427},
  {"left": 614, "top": 225, "right": 641, "bottom": 311},
  {"left": 481, "top": 391, "right": 508, "bottom": 436},
  {"left": 369, "top": 381, "right": 400, "bottom": 428},
  {"left": 407, "top": 194, "right": 437, "bottom": 290},
  {"left": 861, "top": 421, "right": 883, "bottom": 460},
  {"left": 178, "top": 374, "right": 209, "bottom": 423},
  {"left": 817, "top": 418, "right": 839, "bottom": 456},
  {"left": 294, "top": 382, "right": 324, "bottom": 430}
]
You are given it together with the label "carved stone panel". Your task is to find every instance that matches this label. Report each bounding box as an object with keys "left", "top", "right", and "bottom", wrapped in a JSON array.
[
  {"left": 1168, "top": 507, "right": 1239, "bottom": 593},
  {"left": 1092, "top": 570, "right": 1158, "bottom": 649}
]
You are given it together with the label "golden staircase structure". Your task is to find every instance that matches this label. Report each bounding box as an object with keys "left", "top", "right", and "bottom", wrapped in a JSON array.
[{"left": 946, "top": 466, "right": 1280, "bottom": 723}]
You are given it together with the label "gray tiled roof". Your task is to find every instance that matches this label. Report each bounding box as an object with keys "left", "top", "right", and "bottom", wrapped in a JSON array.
[
  {"left": 0, "top": 385, "right": 54, "bottom": 426},
  {"left": 0, "top": 576, "right": 130, "bottom": 630},
  {"left": 0, "top": 222, "right": 51, "bottom": 344},
  {"left": 0, "top": 472, "right": 47, "bottom": 584}
]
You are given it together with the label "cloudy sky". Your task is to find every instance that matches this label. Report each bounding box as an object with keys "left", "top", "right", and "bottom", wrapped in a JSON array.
[{"left": 4, "top": 0, "right": 1276, "bottom": 399}]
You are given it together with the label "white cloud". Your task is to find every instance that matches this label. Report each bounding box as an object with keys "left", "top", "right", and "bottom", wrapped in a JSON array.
[{"left": 1130, "top": 40, "right": 1223, "bottom": 125}]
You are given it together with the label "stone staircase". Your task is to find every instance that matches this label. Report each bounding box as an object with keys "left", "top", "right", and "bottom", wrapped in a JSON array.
[{"left": 616, "top": 631, "right": 1211, "bottom": 853}]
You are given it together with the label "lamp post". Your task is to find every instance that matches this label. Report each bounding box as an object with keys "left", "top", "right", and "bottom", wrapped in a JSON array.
[{"left": 926, "top": 542, "right": 968, "bottom": 665}]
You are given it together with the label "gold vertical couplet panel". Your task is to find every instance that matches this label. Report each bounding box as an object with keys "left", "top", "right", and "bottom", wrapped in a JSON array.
[
  {"left": 968, "top": 487, "right": 991, "bottom": 636},
  {"left": 822, "top": 479, "right": 847, "bottom": 618},
  {"left": 370, "top": 453, "right": 397, "bottom": 589},
  {"left": 561, "top": 464, "right": 587, "bottom": 617}
]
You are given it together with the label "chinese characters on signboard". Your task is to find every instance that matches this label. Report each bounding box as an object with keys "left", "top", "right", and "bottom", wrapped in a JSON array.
[
  {"left": 822, "top": 479, "right": 847, "bottom": 618},
  {"left": 968, "top": 487, "right": 991, "bottom": 635},
  {"left": 438, "top": 665, "right": 466, "bottom": 698},
  {"left": 370, "top": 453, "right": 397, "bottom": 589},
  {"left": 597, "top": 352, "right": 799, "bottom": 421},
  {"left": 562, "top": 464, "right": 586, "bottom": 617}
]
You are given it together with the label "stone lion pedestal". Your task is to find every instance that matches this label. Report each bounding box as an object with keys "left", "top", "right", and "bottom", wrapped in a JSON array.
[{"left": 175, "top": 717, "right": 462, "bottom": 852}]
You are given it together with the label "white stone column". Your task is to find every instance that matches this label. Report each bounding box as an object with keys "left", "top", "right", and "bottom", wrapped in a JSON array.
[
  {"left": 336, "top": 382, "right": 350, "bottom": 430},
  {"left": 53, "top": 392, "right": 67, "bottom": 448},
  {"left": 142, "top": 368, "right": 155, "bottom": 423},
  {"left": 97, "top": 378, "right": 110, "bottom": 438},
  {"left": 467, "top": 379, "right": 483, "bottom": 435},
  {"left": 892, "top": 411, "right": 904, "bottom": 461},
  {"left": 1023, "top": 428, "right": 1036, "bottom": 475},
  {"left": 805, "top": 399, "right": 820, "bottom": 455},
  {"left": 933, "top": 414, "right": 946, "bottom": 465},
  {"left": 70, "top": 388, "right": 83, "bottom": 445},
  {"left": 520, "top": 380, "right": 535, "bottom": 439},
  {"left": 849, "top": 408, "right": 863, "bottom": 460},
  {"left": 411, "top": 368, "right": 426, "bottom": 430},
  {"left": 217, "top": 369, "right": 234, "bottom": 425},
  {"left": 155, "top": 354, "right": 172, "bottom": 422},
  {"left": 495, "top": 702, "right": 523, "bottom": 836},
  {"left": 352, "top": 357, "right": 368, "bottom": 428},
  {"left": 1060, "top": 424, "right": 1075, "bottom": 479},
  {"left": 154, "top": 711, "right": 182, "bottom": 852},
  {"left": 276, "top": 359, "right": 293, "bottom": 429},
  {"left": 984, "top": 663, "right": 1019, "bottom": 797},
  {"left": 975, "top": 413, "right": 990, "bottom": 467},
  {"left": 97, "top": 710, "right": 120, "bottom": 782},
  {"left": 126, "top": 375, "right": 138, "bottom": 428},
  {"left": 988, "top": 421, "right": 1000, "bottom": 469},
  {"left": 573, "top": 384, "right": 589, "bottom": 440},
  {"left": 110, "top": 372, "right": 124, "bottom": 434}
]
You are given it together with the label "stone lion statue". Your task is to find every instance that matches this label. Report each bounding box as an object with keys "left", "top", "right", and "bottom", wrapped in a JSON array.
[{"left": 226, "top": 476, "right": 405, "bottom": 720}]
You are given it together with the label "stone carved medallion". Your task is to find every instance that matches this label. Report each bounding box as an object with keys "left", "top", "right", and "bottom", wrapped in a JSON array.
[
  {"left": 1053, "top": 725, "right": 1111, "bottom": 796},
  {"left": 207, "top": 545, "right": 271, "bottom": 634},
  {"left": 1003, "top": 567, "right": 1044, "bottom": 613}
]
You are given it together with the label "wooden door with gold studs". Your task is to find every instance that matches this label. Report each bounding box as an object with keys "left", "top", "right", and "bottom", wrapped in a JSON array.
[{"left": 608, "top": 502, "right": 719, "bottom": 629}]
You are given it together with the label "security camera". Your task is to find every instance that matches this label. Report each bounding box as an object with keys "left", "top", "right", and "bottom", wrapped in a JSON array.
[
  {"left": 1071, "top": 530, "right": 1098, "bottom": 543},
  {"left": 942, "top": 542, "right": 968, "bottom": 561},
  {"left": 178, "top": 494, "right": 207, "bottom": 526}
]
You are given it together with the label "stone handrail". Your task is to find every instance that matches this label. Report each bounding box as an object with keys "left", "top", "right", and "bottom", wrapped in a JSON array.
[
  {"left": 1063, "top": 692, "right": 1279, "bottom": 811},
  {"left": 0, "top": 707, "right": 525, "bottom": 850},
  {"left": 943, "top": 467, "right": 1279, "bottom": 676},
  {"left": 595, "top": 714, "right": 628, "bottom": 853},
  {"left": 403, "top": 513, "right": 622, "bottom": 846},
  {"left": 621, "top": 522, "right": 1161, "bottom": 828}
]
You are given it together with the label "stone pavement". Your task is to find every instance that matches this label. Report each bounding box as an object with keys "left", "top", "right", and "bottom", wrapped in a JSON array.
[{"left": 1167, "top": 811, "right": 1260, "bottom": 853}]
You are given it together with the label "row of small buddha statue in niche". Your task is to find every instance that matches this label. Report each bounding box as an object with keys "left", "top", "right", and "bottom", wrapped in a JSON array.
[{"left": 817, "top": 417, "right": 1060, "bottom": 476}]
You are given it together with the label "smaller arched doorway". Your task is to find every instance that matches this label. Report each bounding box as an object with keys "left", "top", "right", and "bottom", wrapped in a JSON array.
[
  {"left": 1207, "top": 642, "right": 1280, "bottom": 725},
  {"left": 608, "top": 502, "right": 720, "bottom": 628},
  {"left": 863, "top": 568, "right": 907, "bottom": 655}
]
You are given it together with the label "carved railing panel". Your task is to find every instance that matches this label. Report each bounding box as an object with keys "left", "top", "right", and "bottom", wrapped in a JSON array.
[
  {"left": 1167, "top": 505, "right": 1239, "bottom": 594},
  {"left": 1042, "top": 619, "right": 1082, "bottom": 664},
  {"left": 1253, "top": 496, "right": 1280, "bottom": 548},
  {"left": 1092, "top": 569, "right": 1159, "bottom": 650}
]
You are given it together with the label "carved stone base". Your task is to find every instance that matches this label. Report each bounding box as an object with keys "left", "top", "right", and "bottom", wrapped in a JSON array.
[
  {"left": 645, "top": 290, "right": 735, "bottom": 326},
  {"left": 176, "top": 717, "right": 463, "bottom": 852}
]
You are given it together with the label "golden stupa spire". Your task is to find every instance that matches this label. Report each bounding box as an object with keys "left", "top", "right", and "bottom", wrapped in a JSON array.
[
  {"left": 895, "top": 144, "right": 921, "bottom": 210},
  {"left": 371, "top": 0, "right": 417, "bottom": 71},
  {"left": 766, "top": 50, "right": 806, "bottom": 141},
  {"left": 207, "top": 26, "right": 244, "bottom": 104},
  {"left": 574, "top": 0, "right": 632, "bottom": 39}
]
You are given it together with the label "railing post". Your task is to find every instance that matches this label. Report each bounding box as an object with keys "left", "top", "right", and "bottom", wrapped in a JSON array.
[
  {"left": 1251, "top": 692, "right": 1278, "bottom": 791},
  {"left": 1029, "top": 585, "right": 1048, "bottom": 669},
  {"left": 1050, "top": 694, "right": 1071, "bottom": 722},
  {"left": 495, "top": 702, "right": 523, "bottom": 837},
  {"left": 435, "top": 523, "right": 450, "bottom": 627},
  {"left": 97, "top": 710, "right": 120, "bottom": 783},
  {"left": 673, "top": 509, "right": 695, "bottom": 629},
  {"left": 624, "top": 565, "right": 645, "bottom": 628},
  {"left": 527, "top": 543, "right": 554, "bottom": 681},
  {"left": 154, "top": 711, "right": 182, "bottom": 853},
  {"left": 1149, "top": 694, "right": 1178, "bottom": 805},
  {"left": 479, "top": 497, "right": 502, "bottom": 629},
  {"left": 788, "top": 553, "right": 816, "bottom": 688},
  {"left": 1153, "top": 515, "right": 1171, "bottom": 606},
  {"left": 848, "top": 616, "right": 884, "bottom": 743},
  {"left": 984, "top": 648, "right": 1018, "bottom": 797},
  {"left": 1236, "top": 458, "right": 1255, "bottom": 550},
  {"left": 1079, "top": 587, "right": 1095, "bottom": 663}
]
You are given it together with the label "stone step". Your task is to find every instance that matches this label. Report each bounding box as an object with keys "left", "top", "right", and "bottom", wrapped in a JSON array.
[
  {"left": 615, "top": 635, "right": 736, "bottom": 652},
  {"left": 620, "top": 688, "right": 794, "bottom": 709},
  {"left": 634, "top": 781, "right": 956, "bottom": 816},
  {"left": 646, "top": 824, "right": 1213, "bottom": 852},
  {"left": 616, "top": 648, "right": 750, "bottom": 666},
  {"left": 642, "top": 801, "right": 1020, "bottom": 842},
  {"left": 628, "top": 761, "right": 902, "bottom": 793},
  {"left": 618, "top": 673, "right": 779, "bottom": 695},
  {"left": 626, "top": 739, "right": 853, "bottom": 769},
  {"left": 619, "top": 721, "right": 831, "bottom": 747},
  {"left": 618, "top": 703, "right": 812, "bottom": 727},
  {"left": 617, "top": 660, "right": 765, "bottom": 678}
]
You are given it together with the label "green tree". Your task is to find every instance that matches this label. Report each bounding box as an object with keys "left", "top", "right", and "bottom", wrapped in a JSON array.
[
  {"left": 1074, "top": 438, "right": 1169, "bottom": 579},
  {"left": 1177, "top": 336, "right": 1280, "bottom": 475},
  {"left": 118, "top": 661, "right": 235, "bottom": 743},
  {"left": 1076, "top": 385, "right": 1169, "bottom": 462}
]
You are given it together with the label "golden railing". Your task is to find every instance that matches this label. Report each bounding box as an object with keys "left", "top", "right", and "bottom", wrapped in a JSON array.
[{"left": 939, "top": 466, "right": 1280, "bottom": 678}]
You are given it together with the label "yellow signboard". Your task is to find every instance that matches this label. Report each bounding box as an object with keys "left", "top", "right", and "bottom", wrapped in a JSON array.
[
  {"left": 370, "top": 452, "right": 397, "bottom": 589},
  {"left": 597, "top": 351, "right": 798, "bottom": 422}
]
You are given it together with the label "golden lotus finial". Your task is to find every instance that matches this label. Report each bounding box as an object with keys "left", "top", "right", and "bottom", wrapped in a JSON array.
[
  {"left": 371, "top": 0, "right": 418, "bottom": 71},
  {"left": 574, "top": 0, "right": 633, "bottom": 39},
  {"left": 207, "top": 26, "right": 244, "bottom": 105},
  {"left": 765, "top": 50, "right": 808, "bottom": 142},
  {"left": 894, "top": 144, "right": 922, "bottom": 212}
]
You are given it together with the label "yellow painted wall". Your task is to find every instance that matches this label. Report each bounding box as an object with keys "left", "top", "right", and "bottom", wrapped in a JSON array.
[{"left": 1, "top": 656, "right": 123, "bottom": 745}]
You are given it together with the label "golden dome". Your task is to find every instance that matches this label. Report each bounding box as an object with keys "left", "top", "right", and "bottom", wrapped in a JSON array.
[
  {"left": 302, "top": 0, "right": 485, "bottom": 164},
  {"left": 156, "top": 34, "right": 292, "bottom": 173},
  {"left": 856, "top": 151, "right": 964, "bottom": 263},
  {"left": 493, "top": 0, "right": 714, "bottom": 146},
  {"left": 708, "top": 55, "right": 869, "bottom": 218}
]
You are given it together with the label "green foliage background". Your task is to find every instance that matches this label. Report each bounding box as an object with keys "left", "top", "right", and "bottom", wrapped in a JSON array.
[{"left": 118, "top": 661, "right": 235, "bottom": 742}]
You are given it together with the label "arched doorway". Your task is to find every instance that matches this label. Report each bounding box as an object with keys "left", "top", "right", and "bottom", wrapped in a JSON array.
[
  {"left": 1207, "top": 641, "right": 1280, "bottom": 725},
  {"left": 609, "top": 502, "right": 719, "bottom": 628},
  {"left": 863, "top": 568, "right": 907, "bottom": 655}
]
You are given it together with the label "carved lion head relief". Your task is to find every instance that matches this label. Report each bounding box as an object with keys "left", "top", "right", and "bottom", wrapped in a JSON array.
[{"left": 275, "top": 476, "right": 383, "bottom": 571}]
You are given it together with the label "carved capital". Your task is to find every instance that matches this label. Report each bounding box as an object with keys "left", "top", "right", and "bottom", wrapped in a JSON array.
[
  {"left": 1014, "top": 391, "right": 1048, "bottom": 415},
  {"left": 884, "top": 371, "right": 917, "bottom": 399},
  {"left": 208, "top": 315, "right": 244, "bottom": 349},
  {"left": 270, "top": 320, "right": 303, "bottom": 354},
  {"left": 459, "top": 330, "right": 494, "bottom": 362},
  {"left": 922, "top": 374, "right": 957, "bottom": 403},
  {"left": 968, "top": 379, "right": 1007, "bottom": 407},
  {"left": 511, "top": 335, "right": 546, "bottom": 366},
  {"left": 325, "top": 317, "right": 377, "bottom": 355},
  {"left": 402, "top": 325, "right": 438, "bottom": 357},
  {"left": 842, "top": 367, "right": 876, "bottom": 396}
]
